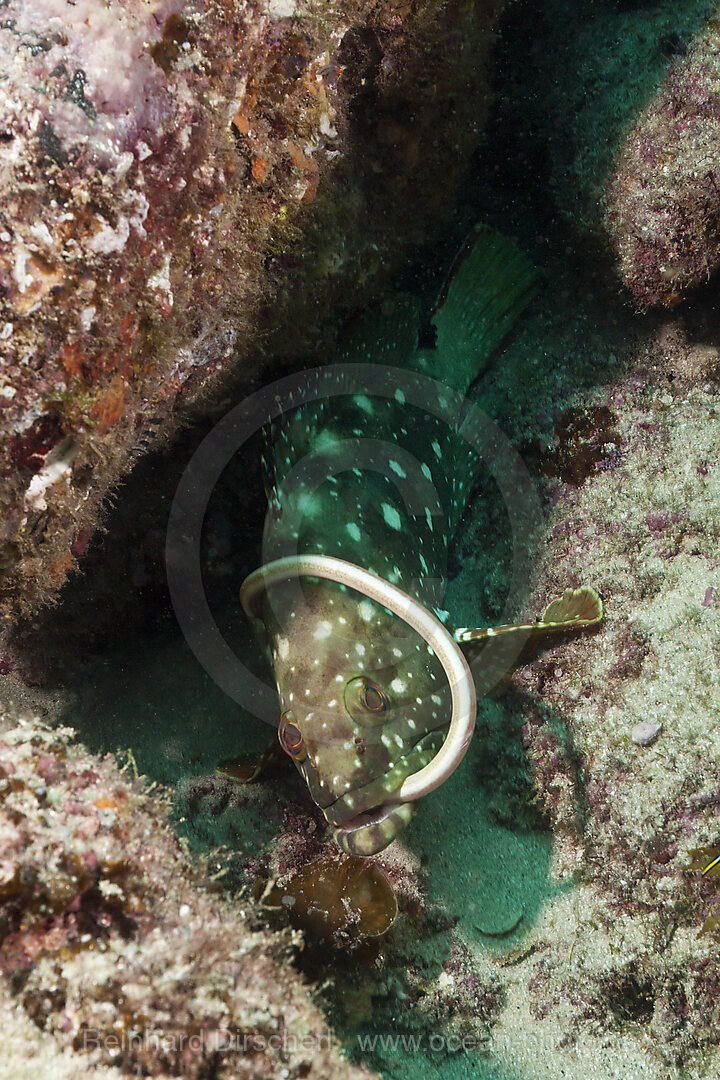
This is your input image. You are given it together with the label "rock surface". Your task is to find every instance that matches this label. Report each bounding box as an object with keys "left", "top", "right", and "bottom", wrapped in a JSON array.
[
  {"left": 606, "top": 8, "right": 720, "bottom": 307},
  {"left": 0, "top": 709, "right": 378, "bottom": 1079},
  {"left": 0, "top": 0, "right": 502, "bottom": 617}
]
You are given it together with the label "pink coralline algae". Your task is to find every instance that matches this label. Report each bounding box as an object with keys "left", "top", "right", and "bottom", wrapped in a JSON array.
[
  {"left": 605, "top": 13, "right": 720, "bottom": 308},
  {"left": 0, "top": 0, "right": 504, "bottom": 616}
]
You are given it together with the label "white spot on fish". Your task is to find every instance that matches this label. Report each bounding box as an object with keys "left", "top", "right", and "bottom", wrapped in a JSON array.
[
  {"left": 381, "top": 503, "right": 402, "bottom": 530},
  {"left": 346, "top": 522, "right": 361, "bottom": 541},
  {"left": 431, "top": 440, "right": 442, "bottom": 459},
  {"left": 359, "top": 600, "right": 374, "bottom": 622},
  {"left": 296, "top": 492, "right": 319, "bottom": 517},
  {"left": 315, "top": 430, "right": 340, "bottom": 452},
  {"left": 421, "top": 463, "right": 432, "bottom": 480},
  {"left": 395, "top": 389, "right": 406, "bottom": 405},
  {"left": 390, "top": 678, "right": 406, "bottom": 693},
  {"left": 356, "top": 643, "right": 366, "bottom": 656},
  {"left": 389, "top": 460, "right": 406, "bottom": 478},
  {"left": 314, "top": 620, "right": 333, "bottom": 640},
  {"left": 277, "top": 637, "right": 289, "bottom": 659}
]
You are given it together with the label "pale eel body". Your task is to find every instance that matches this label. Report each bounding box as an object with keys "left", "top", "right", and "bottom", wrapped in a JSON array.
[{"left": 240, "top": 227, "right": 603, "bottom": 855}]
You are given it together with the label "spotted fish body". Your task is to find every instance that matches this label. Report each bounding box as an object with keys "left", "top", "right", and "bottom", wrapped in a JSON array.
[{"left": 243, "top": 228, "right": 599, "bottom": 855}]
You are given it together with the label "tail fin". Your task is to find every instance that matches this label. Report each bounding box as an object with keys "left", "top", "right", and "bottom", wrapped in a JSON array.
[{"left": 427, "top": 224, "right": 539, "bottom": 394}]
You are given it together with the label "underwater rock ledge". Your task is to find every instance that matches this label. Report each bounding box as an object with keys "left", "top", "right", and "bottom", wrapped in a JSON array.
[
  {"left": 0, "top": 0, "right": 503, "bottom": 618},
  {"left": 606, "top": 9, "right": 720, "bottom": 308},
  {"left": 0, "top": 707, "right": 378, "bottom": 1079},
  {"left": 508, "top": 341, "right": 720, "bottom": 1065}
]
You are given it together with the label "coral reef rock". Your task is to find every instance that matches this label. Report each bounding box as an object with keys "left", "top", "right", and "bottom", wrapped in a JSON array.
[
  {"left": 0, "top": 0, "right": 503, "bottom": 616},
  {"left": 0, "top": 708, "right": 378, "bottom": 1079},
  {"left": 606, "top": 9, "right": 720, "bottom": 307},
  {"left": 514, "top": 329, "right": 720, "bottom": 1064}
]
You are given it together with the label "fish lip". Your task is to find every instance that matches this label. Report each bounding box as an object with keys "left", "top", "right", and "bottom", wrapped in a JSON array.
[
  {"left": 320, "top": 780, "right": 398, "bottom": 826},
  {"left": 333, "top": 800, "right": 401, "bottom": 835}
]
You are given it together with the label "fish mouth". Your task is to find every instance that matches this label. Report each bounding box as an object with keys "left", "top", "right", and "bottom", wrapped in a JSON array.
[
  {"left": 320, "top": 731, "right": 443, "bottom": 828},
  {"left": 332, "top": 800, "right": 418, "bottom": 856},
  {"left": 321, "top": 775, "right": 402, "bottom": 826}
]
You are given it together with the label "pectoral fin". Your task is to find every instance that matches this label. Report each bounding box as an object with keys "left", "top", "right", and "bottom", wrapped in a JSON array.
[
  {"left": 216, "top": 742, "right": 289, "bottom": 784},
  {"left": 454, "top": 586, "right": 603, "bottom": 644}
]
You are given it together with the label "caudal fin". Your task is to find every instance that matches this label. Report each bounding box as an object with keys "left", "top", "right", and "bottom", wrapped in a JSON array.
[{"left": 428, "top": 224, "right": 540, "bottom": 395}]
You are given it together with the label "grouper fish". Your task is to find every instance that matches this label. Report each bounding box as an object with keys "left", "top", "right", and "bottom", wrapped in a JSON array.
[{"left": 240, "top": 226, "right": 602, "bottom": 856}]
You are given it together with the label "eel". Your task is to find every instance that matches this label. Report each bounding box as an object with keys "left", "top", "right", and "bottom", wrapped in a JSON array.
[{"left": 240, "top": 225, "right": 603, "bottom": 856}]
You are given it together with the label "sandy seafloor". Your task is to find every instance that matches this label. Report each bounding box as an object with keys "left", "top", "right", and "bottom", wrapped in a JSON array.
[{"left": 7, "top": 1, "right": 720, "bottom": 1078}]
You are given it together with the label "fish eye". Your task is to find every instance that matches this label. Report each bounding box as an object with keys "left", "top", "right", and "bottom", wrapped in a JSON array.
[
  {"left": 344, "top": 677, "right": 390, "bottom": 726},
  {"left": 278, "top": 710, "right": 306, "bottom": 761}
]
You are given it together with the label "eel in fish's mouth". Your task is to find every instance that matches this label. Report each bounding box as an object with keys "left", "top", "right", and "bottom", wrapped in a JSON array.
[{"left": 331, "top": 800, "right": 418, "bottom": 856}]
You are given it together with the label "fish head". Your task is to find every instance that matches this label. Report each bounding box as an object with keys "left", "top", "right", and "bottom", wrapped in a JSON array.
[{"left": 258, "top": 578, "right": 450, "bottom": 855}]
